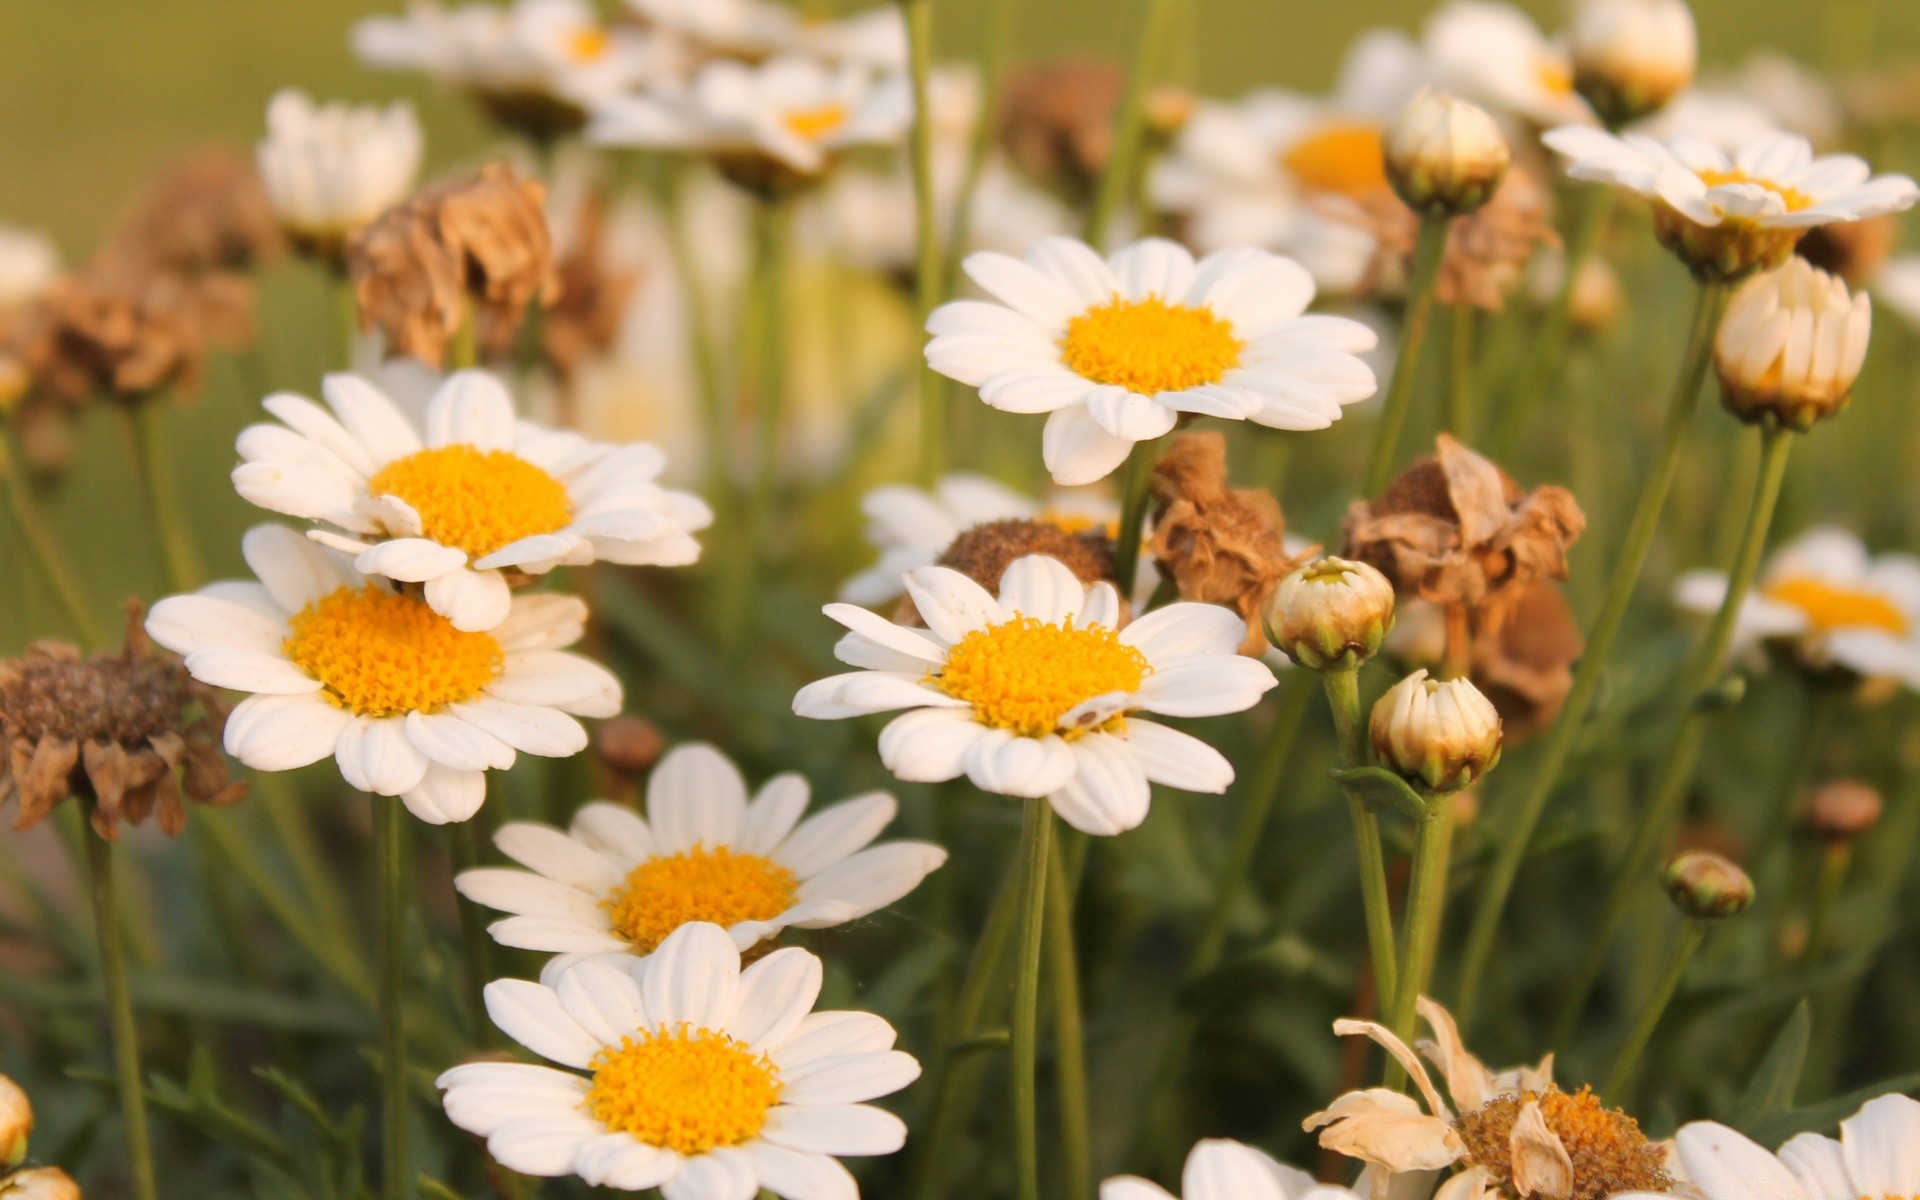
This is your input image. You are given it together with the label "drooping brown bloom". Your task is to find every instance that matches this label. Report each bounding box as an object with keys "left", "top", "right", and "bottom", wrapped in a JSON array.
[
  {"left": 347, "top": 163, "right": 561, "bottom": 367},
  {"left": 997, "top": 58, "right": 1125, "bottom": 201},
  {"left": 1795, "top": 213, "right": 1898, "bottom": 288},
  {"left": 1151, "top": 432, "right": 1316, "bottom": 656},
  {"left": 9, "top": 266, "right": 212, "bottom": 405},
  {"left": 99, "top": 147, "right": 285, "bottom": 279},
  {"left": 0, "top": 603, "right": 245, "bottom": 840},
  {"left": 523, "top": 189, "right": 636, "bottom": 379},
  {"left": 939, "top": 518, "right": 1116, "bottom": 595},
  {"left": 1470, "top": 579, "right": 1585, "bottom": 737},
  {"left": 1349, "top": 166, "right": 1559, "bottom": 311}
]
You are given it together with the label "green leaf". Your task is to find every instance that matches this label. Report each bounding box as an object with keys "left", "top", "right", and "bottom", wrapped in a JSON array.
[
  {"left": 1731, "top": 1001, "right": 1809, "bottom": 1129},
  {"left": 1744, "top": 1073, "right": 1920, "bottom": 1147}
]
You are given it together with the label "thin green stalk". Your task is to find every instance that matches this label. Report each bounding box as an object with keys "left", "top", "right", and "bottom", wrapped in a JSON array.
[
  {"left": 1323, "top": 668, "right": 1398, "bottom": 1007},
  {"left": 1601, "top": 919, "right": 1707, "bottom": 1100},
  {"left": 1553, "top": 421, "right": 1796, "bottom": 1042},
  {"left": 1011, "top": 798, "right": 1053, "bottom": 1200},
  {"left": 448, "top": 303, "right": 478, "bottom": 372},
  {"left": 751, "top": 198, "right": 793, "bottom": 528},
  {"left": 334, "top": 268, "right": 360, "bottom": 370},
  {"left": 124, "top": 398, "right": 204, "bottom": 591},
  {"left": 82, "top": 824, "right": 158, "bottom": 1200},
  {"left": 1387, "top": 801, "right": 1453, "bottom": 1071},
  {"left": 1111, "top": 441, "right": 1157, "bottom": 595},
  {"left": 665, "top": 162, "right": 732, "bottom": 506},
  {"left": 1453, "top": 281, "right": 1731, "bottom": 1027},
  {"left": 1491, "top": 187, "right": 1615, "bottom": 460},
  {"left": 1365, "top": 215, "right": 1452, "bottom": 495},
  {"left": 899, "top": 0, "right": 945, "bottom": 485},
  {"left": 1, "top": 433, "right": 101, "bottom": 646},
  {"left": 1802, "top": 842, "right": 1850, "bottom": 964},
  {"left": 375, "top": 796, "right": 411, "bottom": 1200},
  {"left": 1045, "top": 835, "right": 1092, "bottom": 1200},
  {"left": 448, "top": 821, "right": 495, "bottom": 1044},
  {"left": 254, "top": 772, "right": 358, "bottom": 956},
  {"left": 1085, "top": 0, "right": 1182, "bottom": 248},
  {"left": 940, "top": 0, "right": 1018, "bottom": 290},
  {"left": 1447, "top": 306, "right": 1475, "bottom": 440}
]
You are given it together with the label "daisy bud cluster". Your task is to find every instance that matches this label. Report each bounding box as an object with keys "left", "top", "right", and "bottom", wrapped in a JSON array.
[
  {"left": 1369, "top": 670, "right": 1503, "bottom": 793},
  {"left": 1662, "top": 851, "right": 1754, "bottom": 920},
  {"left": 1715, "top": 257, "right": 1871, "bottom": 431},
  {"left": 1384, "top": 89, "right": 1510, "bottom": 218},
  {"left": 1264, "top": 558, "right": 1397, "bottom": 671},
  {"left": 1568, "top": 0, "right": 1697, "bottom": 127}
]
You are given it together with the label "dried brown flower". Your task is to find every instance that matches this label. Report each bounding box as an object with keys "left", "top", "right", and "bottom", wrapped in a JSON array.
[
  {"left": 100, "top": 147, "right": 284, "bottom": 279},
  {"left": 520, "top": 190, "right": 636, "bottom": 379},
  {"left": 937, "top": 519, "right": 1116, "bottom": 595},
  {"left": 1453, "top": 1087, "right": 1672, "bottom": 1200},
  {"left": 1151, "top": 432, "right": 1316, "bottom": 656},
  {"left": 1, "top": 603, "right": 245, "bottom": 839},
  {"left": 1471, "top": 579, "right": 1584, "bottom": 739},
  {"left": 10, "top": 267, "right": 212, "bottom": 406},
  {"left": 348, "top": 163, "right": 561, "bottom": 367},
  {"left": 1348, "top": 166, "right": 1559, "bottom": 311},
  {"left": 997, "top": 58, "right": 1125, "bottom": 201},
  {"left": 594, "top": 715, "right": 666, "bottom": 778},
  {"left": 1795, "top": 213, "right": 1898, "bottom": 288}
]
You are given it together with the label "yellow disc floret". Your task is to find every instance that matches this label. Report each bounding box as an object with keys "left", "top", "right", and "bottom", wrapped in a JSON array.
[
  {"left": 938, "top": 615, "right": 1150, "bottom": 737},
  {"left": 1060, "top": 297, "right": 1245, "bottom": 395},
  {"left": 568, "top": 27, "right": 611, "bottom": 62},
  {"left": 1765, "top": 577, "right": 1910, "bottom": 636},
  {"left": 783, "top": 104, "right": 850, "bottom": 142},
  {"left": 284, "top": 585, "right": 502, "bottom": 717},
  {"left": 1282, "top": 122, "right": 1389, "bottom": 197},
  {"left": 366, "top": 445, "right": 572, "bottom": 559},
  {"left": 1697, "top": 169, "right": 1815, "bottom": 214},
  {"left": 1453, "top": 1087, "right": 1671, "bottom": 1200},
  {"left": 586, "top": 1025, "right": 783, "bottom": 1155},
  {"left": 604, "top": 847, "right": 799, "bottom": 953}
]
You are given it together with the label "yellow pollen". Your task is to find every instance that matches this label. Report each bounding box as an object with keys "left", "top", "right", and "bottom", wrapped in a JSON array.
[
  {"left": 1764, "top": 577, "right": 1910, "bottom": 636},
  {"left": 1697, "top": 169, "right": 1815, "bottom": 213},
  {"left": 1538, "top": 57, "right": 1575, "bottom": 96},
  {"left": 603, "top": 846, "right": 799, "bottom": 953},
  {"left": 568, "top": 27, "right": 611, "bottom": 61},
  {"left": 782, "top": 104, "right": 849, "bottom": 141},
  {"left": 283, "top": 585, "right": 502, "bottom": 717},
  {"left": 937, "top": 615, "right": 1149, "bottom": 738},
  {"left": 1454, "top": 1087, "right": 1671, "bottom": 1200},
  {"left": 586, "top": 1025, "right": 782, "bottom": 1155},
  {"left": 1038, "top": 510, "right": 1117, "bottom": 539},
  {"left": 1281, "top": 122, "right": 1389, "bottom": 197},
  {"left": 1060, "top": 296, "right": 1244, "bottom": 395},
  {"left": 366, "top": 445, "right": 572, "bottom": 559}
]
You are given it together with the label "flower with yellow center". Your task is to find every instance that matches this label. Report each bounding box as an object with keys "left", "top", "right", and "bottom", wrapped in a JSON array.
[
  {"left": 454, "top": 742, "right": 945, "bottom": 961},
  {"left": 1632, "top": 1092, "right": 1920, "bottom": 1200},
  {"left": 927, "top": 236, "right": 1378, "bottom": 485},
  {"left": 1675, "top": 526, "right": 1920, "bottom": 688},
  {"left": 1423, "top": 1, "right": 1597, "bottom": 128},
  {"left": 438, "top": 922, "right": 922, "bottom": 1193},
  {"left": 146, "top": 524, "right": 620, "bottom": 824},
  {"left": 1104, "top": 1138, "right": 1366, "bottom": 1200},
  {"left": 234, "top": 370, "right": 710, "bottom": 633},
  {"left": 795, "top": 554, "right": 1277, "bottom": 835}
]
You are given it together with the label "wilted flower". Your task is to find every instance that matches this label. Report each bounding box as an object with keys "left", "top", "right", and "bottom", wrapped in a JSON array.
[
  {"left": 1795, "top": 214, "right": 1898, "bottom": 289},
  {"left": 1385, "top": 89, "right": 1510, "bottom": 217},
  {"left": 1370, "top": 670, "right": 1503, "bottom": 792},
  {"left": 0, "top": 1074, "right": 28, "bottom": 1169},
  {"left": 1568, "top": 0, "right": 1696, "bottom": 126},
  {"left": 1467, "top": 579, "right": 1584, "bottom": 738},
  {"left": 1263, "top": 557, "right": 1396, "bottom": 671},
  {"left": 1804, "top": 779, "right": 1883, "bottom": 842},
  {"left": 1355, "top": 165, "right": 1557, "bottom": 311},
  {"left": 1, "top": 603, "right": 245, "bottom": 840},
  {"left": 534, "top": 188, "right": 637, "bottom": 380},
  {"left": 256, "top": 89, "right": 424, "bottom": 259},
  {"left": 100, "top": 147, "right": 284, "bottom": 279},
  {"left": 997, "top": 57, "right": 1127, "bottom": 202},
  {"left": 12, "top": 267, "right": 214, "bottom": 403},
  {"left": 1663, "top": 851, "right": 1754, "bottom": 919},
  {"left": 1103, "top": 1138, "right": 1362, "bottom": 1200},
  {"left": 1715, "top": 257, "right": 1871, "bottom": 430}
]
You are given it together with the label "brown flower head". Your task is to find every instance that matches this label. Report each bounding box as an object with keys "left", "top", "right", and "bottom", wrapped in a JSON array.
[
  {"left": 1794, "top": 213, "right": 1898, "bottom": 289},
  {"left": 0, "top": 603, "right": 245, "bottom": 840},
  {"left": 10, "top": 266, "right": 213, "bottom": 407},
  {"left": 1349, "top": 165, "right": 1559, "bottom": 311},
  {"left": 1451, "top": 1087, "right": 1672, "bottom": 1200},
  {"left": 348, "top": 163, "right": 561, "bottom": 367},
  {"left": 1150, "top": 432, "right": 1316, "bottom": 656},
  {"left": 1470, "top": 579, "right": 1585, "bottom": 739},
  {"left": 100, "top": 147, "right": 284, "bottom": 279},
  {"left": 523, "top": 188, "right": 636, "bottom": 379},
  {"left": 1803, "top": 779, "right": 1883, "bottom": 842},
  {"left": 905, "top": 519, "right": 1118, "bottom": 628},
  {"left": 997, "top": 58, "right": 1125, "bottom": 202}
]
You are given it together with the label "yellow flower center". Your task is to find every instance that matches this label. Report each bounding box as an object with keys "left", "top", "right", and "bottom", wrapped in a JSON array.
[
  {"left": 603, "top": 846, "right": 799, "bottom": 953},
  {"left": 1281, "top": 121, "right": 1389, "bottom": 197},
  {"left": 783, "top": 104, "right": 850, "bottom": 142},
  {"left": 1538, "top": 56, "right": 1575, "bottom": 96},
  {"left": 585, "top": 1025, "right": 783, "bottom": 1155},
  {"left": 1038, "top": 510, "right": 1119, "bottom": 539},
  {"left": 1060, "top": 296, "right": 1244, "bottom": 395},
  {"left": 283, "top": 585, "right": 502, "bottom": 717},
  {"left": 937, "top": 615, "right": 1149, "bottom": 737},
  {"left": 1697, "top": 169, "right": 1815, "bottom": 214},
  {"left": 1764, "top": 577, "right": 1910, "bottom": 636},
  {"left": 366, "top": 445, "right": 573, "bottom": 559},
  {"left": 568, "top": 27, "right": 611, "bottom": 62},
  {"left": 1453, "top": 1087, "right": 1671, "bottom": 1200}
]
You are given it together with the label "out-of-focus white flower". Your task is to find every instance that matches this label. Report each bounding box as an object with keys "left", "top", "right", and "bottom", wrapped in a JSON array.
[
  {"left": 1424, "top": 1, "right": 1595, "bottom": 128},
  {"left": 257, "top": 90, "right": 422, "bottom": 248},
  {"left": 1634, "top": 1093, "right": 1920, "bottom": 1200},
  {"left": 1384, "top": 88, "right": 1511, "bottom": 215},
  {"left": 1568, "top": 0, "right": 1696, "bottom": 126},
  {"left": 1103, "top": 1138, "right": 1364, "bottom": 1200},
  {"left": 1635, "top": 88, "right": 1781, "bottom": 154},
  {"left": 1874, "top": 255, "right": 1920, "bottom": 330},
  {"left": 0, "top": 227, "right": 58, "bottom": 313},
  {"left": 1715, "top": 257, "right": 1871, "bottom": 428},
  {"left": 623, "top": 0, "right": 907, "bottom": 68},
  {"left": 1729, "top": 51, "right": 1844, "bottom": 148},
  {"left": 796, "top": 5, "right": 908, "bottom": 71}
]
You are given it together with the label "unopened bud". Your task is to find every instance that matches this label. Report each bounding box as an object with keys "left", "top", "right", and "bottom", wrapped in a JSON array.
[
  {"left": 1384, "top": 89, "right": 1510, "bottom": 217},
  {"left": 1369, "top": 670, "right": 1503, "bottom": 792},
  {"left": 1804, "top": 779, "right": 1883, "bottom": 842},
  {"left": 1263, "top": 557, "right": 1396, "bottom": 671},
  {"left": 1663, "top": 851, "right": 1754, "bottom": 920},
  {"left": 1716, "top": 258, "right": 1871, "bottom": 431},
  {"left": 0, "top": 1075, "right": 27, "bottom": 1170},
  {"left": 1570, "top": 0, "right": 1696, "bottom": 127},
  {"left": 593, "top": 716, "right": 665, "bottom": 777},
  {"left": 0, "top": 1168, "right": 78, "bottom": 1200}
]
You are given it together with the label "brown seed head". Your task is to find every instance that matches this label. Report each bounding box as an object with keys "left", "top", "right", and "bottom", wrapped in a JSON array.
[
  {"left": 100, "top": 146, "right": 285, "bottom": 278},
  {"left": 1350, "top": 165, "right": 1558, "bottom": 311},
  {"left": 1470, "top": 579, "right": 1584, "bottom": 741},
  {"left": 1804, "top": 779, "right": 1884, "bottom": 842},
  {"left": 937, "top": 519, "right": 1116, "bottom": 596},
  {"left": 1795, "top": 214, "right": 1898, "bottom": 289},
  {"left": 595, "top": 716, "right": 667, "bottom": 777},
  {"left": 1453, "top": 1087, "right": 1672, "bottom": 1200},
  {"left": 997, "top": 57, "right": 1125, "bottom": 201},
  {"left": 10, "top": 265, "right": 218, "bottom": 405}
]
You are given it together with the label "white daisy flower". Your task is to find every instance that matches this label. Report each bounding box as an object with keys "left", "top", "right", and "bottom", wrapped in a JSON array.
[
  {"left": 589, "top": 55, "right": 911, "bottom": 178},
  {"left": 231, "top": 369, "right": 711, "bottom": 634},
  {"left": 926, "top": 236, "right": 1379, "bottom": 485},
  {"left": 0, "top": 225, "right": 58, "bottom": 313},
  {"left": 145, "top": 524, "right": 620, "bottom": 824},
  {"left": 454, "top": 741, "right": 947, "bottom": 962},
  {"left": 438, "top": 921, "right": 921, "bottom": 1193},
  {"left": 256, "top": 89, "right": 423, "bottom": 247},
  {"left": 1424, "top": 1, "right": 1595, "bottom": 128},
  {"left": 622, "top": 0, "right": 798, "bottom": 61},
  {"left": 1617, "top": 1093, "right": 1920, "bottom": 1200},
  {"left": 1675, "top": 526, "right": 1920, "bottom": 687},
  {"left": 793, "top": 554, "right": 1277, "bottom": 836},
  {"left": 1104, "top": 1138, "right": 1363, "bottom": 1200}
]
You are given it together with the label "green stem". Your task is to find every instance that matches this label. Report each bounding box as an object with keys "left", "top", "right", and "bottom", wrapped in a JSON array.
[
  {"left": 1111, "top": 441, "right": 1157, "bottom": 595},
  {"left": 1446, "top": 306, "right": 1475, "bottom": 440},
  {"left": 448, "top": 302, "right": 478, "bottom": 372},
  {"left": 1044, "top": 834, "right": 1092, "bottom": 1200},
  {"left": 254, "top": 772, "right": 359, "bottom": 959},
  {"left": 1388, "top": 800, "right": 1453, "bottom": 1072},
  {"left": 1365, "top": 215, "right": 1452, "bottom": 495},
  {"left": 1011, "top": 798, "right": 1053, "bottom": 1200},
  {"left": 1323, "top": 668, "right": 1398, "bottom": 1008},
  {"left": 1802, "top": 842, "right": 1850, "bottom": 964},
  {"left": 1602, "top": 919, "right": 1707, "bottom": 1100},
  {"left": 1491, "top": 187, "right": 1614, "bottom": 460},
  {"left": 333, "top": 268, "right": 360, "bottom": 370},
  {"left": 0, "top": 433, "right": 101, "bottom": 646},
  {"left": 1085, "top": 0, "right": 1182, "bottom": 248},
  {"left": 375, "top": 796, "right": 411, "bottom": 1200},
  {"left": 665, "top": 162, "right": 731, "bottom": 508},
  {"left": 900, "top": 0, "right": 946, "bottom": 485},
  {"left": 448, "top": 820, "right": 495, "bottom": 1043},
  {"left": 940, "top": 0, "right": 1017, "bottom": 290},
  {"left": 1453, "top": 280, "right": 1731, "bottom": 1028},
  {"left": 1552, "top": 421, "right": 1795, "bottom": 1043},
  {"left": 124, "top": 398, "right": 204, "bottom": 592},
  {"left": 82, "top": 826, "right": 159, "bottom": 1200}
]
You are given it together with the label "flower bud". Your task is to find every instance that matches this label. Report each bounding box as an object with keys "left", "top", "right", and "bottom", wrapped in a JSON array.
[
  {"left": 0, "top": 1075, "right": 26, "bottom": 1169},
  {"left": 1716, "top": 258, "right": 1871, "bottom": 431},
  {"left": 1262, "top": 558, "right": 1396, "bottom": 671},
  {"left": 1804, "top": 779, "right": 1883, "bottom": 842},
  {"left": 1384, "top": 89, "right": 1510, "bottom": 217},
  {"left": 1663, "top": 851, "right": 1754, "bottom": 920},
  {"left": 1369, "top": 670, "right": 1503, "bottom": 792},
  {"left": 0, "top": 1168, "right": 80, "bottom": 1200},
  {"left": 593, "top": 716, "right": 666, "bottom": 778},
  {"left": 1570, "top": 0, "right": 1697, "bottom": 126}
]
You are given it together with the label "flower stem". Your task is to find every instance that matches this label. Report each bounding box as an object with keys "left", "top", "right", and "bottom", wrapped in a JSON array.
[
  {"left": 1365, "top": 214, "right": 1452, "bottom": 495},
  {"left": 0, "top": 432, "right": 101, "bottom": 646},
  {"left": 1601, "top": 918, "right": 1707, "bottom": 1101},
  {"left": 1045, "top": 833, "right": 1092, "bottom": 1200},
  {"left": 374, "top": 795, "right": 411, "bottom": 1200},
  {"left": 1552, "top": 420, "right": 1795, "bottom": 1043},
  {"left": 665, "top": 162, "right": 732, "bottom": 508},
  {"left": 1387, "top": 798, "right": 1453, "bottom": 1069},
  {"left": 1085, "top": 0, "right": 1181, "bottom": 248},
  {"left": 447, "top": 819, "right": 495, "bottom": 1045},
  {"left": 1323, "top": 667, "right": 1399, "bottom": 1009},
  {"left": 941, "top": 0, "right": 1017, "bottom": 290},
  {"left": 1446, "top": 306, "right": 1475, "bottom": 441},
  {"left": 1111, "top": 440, "right": 1157, "bottom": 594},
  {"left": 1802, "top": 842, "right": 1851, "bottom": 964},
  {"left": 1452, "top": 280, "right": 1730, "bottom": 1028},
  {"left": 333, "top": 268, "right": 360, "bottom": 370},
  {"left": 1011, "top": 797, "right": 1053, "bottom": 1200},
  {"left": 900, "top": 0, "right": 946, "bottom": 486},
  {"left": 123, "top": 398, "right": 204, "bottom": 592},
  {"left": 82, "top": 823, "right": 159, "bottom": 1200},
  {"left": 1490, "top": 187, "right": 1614, "bottom": 460}
]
